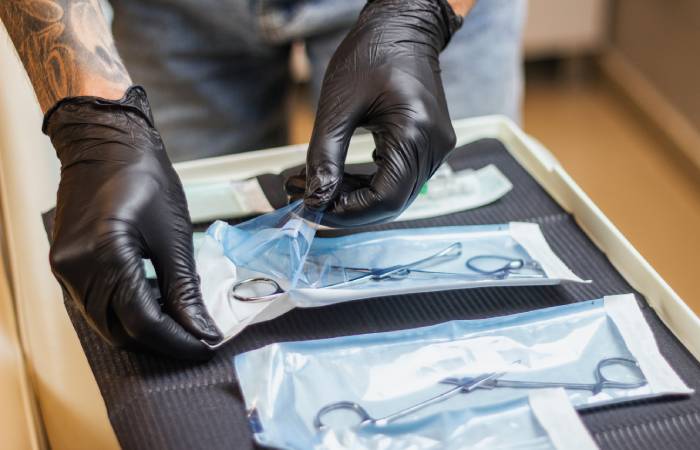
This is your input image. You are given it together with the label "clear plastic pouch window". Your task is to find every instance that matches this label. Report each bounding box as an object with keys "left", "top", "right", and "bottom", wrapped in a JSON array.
[
  {"left": 313, "top": 389, "right": 598, "bottom": 450},
  {"left": 234, "top": 295, "right": 690, "bottom": 449},
  {"left": 197, "top": 203, "right": 588, "bottom": 344}
]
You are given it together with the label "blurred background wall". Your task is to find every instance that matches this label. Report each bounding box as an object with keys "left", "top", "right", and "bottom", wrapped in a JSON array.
[{"left": 613, "top": 0, "right": 700, "bottom": 133}]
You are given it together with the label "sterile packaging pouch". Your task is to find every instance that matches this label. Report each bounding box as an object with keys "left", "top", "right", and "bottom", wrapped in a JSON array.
[
  {"left": 234, "top": 294, "right": 691, "bottom": 449},
  {"left": 184, "top": 163, "right": 512, "bottom": 223},
  {"left": 197, "top": 202, "right": 587, "bottom": 343},
  {"left": 395, "top": 163, "right": 513, "bottom": 222},
  {"left": 300, "top": 389, "right": 598, "bottom": 450},
  {"left": 185, "top": 178, "right": 274, "bottom": 223}
]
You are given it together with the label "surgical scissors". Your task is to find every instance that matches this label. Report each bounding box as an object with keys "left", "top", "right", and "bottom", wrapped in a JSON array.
[
  {"left": 314, "top": 371, "right": 502, "bottom": 429},
  {"left": 441, "top": 357, "right": 647, "bottom": 395},
  {"left": 465, "top": 254, "right": 546, "bottom": 279},
  {"left": 230, "top": 242, "right": 464, "bottom": 302},
  {"left": 326, "top": 251, "right": 545, "bottom": 286},
  {"left": 324, "top": 242, "right": 463, "bottom": 288},
  {"left": 230, "top": 243, "right": 548, "bottom": 302},
  {"left": 313, "top": 357, "right": 646, "bottom": 430}
]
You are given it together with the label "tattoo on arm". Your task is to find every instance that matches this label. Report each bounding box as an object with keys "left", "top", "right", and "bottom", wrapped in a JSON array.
[{"left": 0, "top": 0, "right": 131, "bottom": 112}]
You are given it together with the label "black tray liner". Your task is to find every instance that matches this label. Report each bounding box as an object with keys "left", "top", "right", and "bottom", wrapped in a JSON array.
[{"left": 42, "top": 138, "right": 700, "bottom": 450}]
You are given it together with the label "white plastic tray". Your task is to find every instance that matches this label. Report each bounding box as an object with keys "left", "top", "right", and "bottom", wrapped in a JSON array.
[{"left": 175, "top": 115, "right": 700, "bottom": 361}]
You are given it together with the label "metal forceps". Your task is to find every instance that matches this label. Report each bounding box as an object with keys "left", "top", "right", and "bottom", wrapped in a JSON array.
[{"left": 313, "top": 357, "right": 646, "bottom": 430}]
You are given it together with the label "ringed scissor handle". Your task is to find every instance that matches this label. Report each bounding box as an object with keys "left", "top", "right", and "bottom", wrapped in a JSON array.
[
  {"left": 230, "top": 277, "right": 285, "bottom": 303},
  {"left": 314, "top": 401, "right": 374, "bottom": 429},
  {"left": 325, "top": 242, "right": 463, "bottom": 288},
  {"left": 465, "top": 254, "right": 544, "bottom": 279},
  {"left": 591, "top": 357, "right": 648, "bottom": 394},
  {"left": 443, "top": 357, "right": 647, "bottom": 394}
]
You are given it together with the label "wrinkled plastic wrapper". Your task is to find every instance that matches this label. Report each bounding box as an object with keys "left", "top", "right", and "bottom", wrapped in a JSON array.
[
  {"left": 208, "top": 201, "right": 322, "bottom": 289},
  {"left": 197, "top": 202, "right": 587, "bottom": 343},
  {"left": 234, "top": 294, "right": 690, "bottom": 449}
]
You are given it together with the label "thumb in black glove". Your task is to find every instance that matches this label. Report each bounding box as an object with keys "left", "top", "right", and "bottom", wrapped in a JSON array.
[
  {"left": 45, "top": 86, "right": 221, "bottom": 360},
  {"left": 291, "top": 0, "right": 462, "bottom": 227}
]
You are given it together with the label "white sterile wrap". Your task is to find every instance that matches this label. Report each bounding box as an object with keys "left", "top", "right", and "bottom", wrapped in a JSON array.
[
  {"left": 395, "top": 164, "right": 512, "bottom": 222},
  {"left": 529, "top": 389, "right": 599, "bottom": 450},
  {"left": 185, "top": 178, "right": 273, "bottom": 222},
  {"left": 197, "top": 214, "right": 588, "bottom": 343},
  {"left": 604, "top": 294, "right": 691, "bottom": 395}
]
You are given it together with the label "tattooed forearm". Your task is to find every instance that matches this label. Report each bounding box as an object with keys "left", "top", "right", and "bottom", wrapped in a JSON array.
[{"left": 0, "top": 0, "right": 131, "bottom": 112}]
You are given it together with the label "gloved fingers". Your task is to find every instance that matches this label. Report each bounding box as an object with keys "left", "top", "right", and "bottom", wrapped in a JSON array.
[
  {"left": 304, "top": 134, "right": 352, "bottom": 211},
  {"left": 51, "top": 227, "right": 215, "bottom": 360},
  {"left": 149, "top": 227, "right": 222, "bottom": 344},
  {"left": 284, "top": 172, "right": 306, "bottom": 201},
  {"left": 303, "top": 82, "right": 362, "bottom": 211},
  {"left": 320, "top": 116, "right": 454, "bottom": 227},
  {"left": 286, "top": 169, "right": 373, "bottom": 204},
  {"left": 86, "top": 224, "right": 214, "bottom": 360},
  {"left": 322, "top": 154, "right": 416, "bottom": 227},
  {"left": 112, "top": 266, "right": 215, "bottom": 360}
]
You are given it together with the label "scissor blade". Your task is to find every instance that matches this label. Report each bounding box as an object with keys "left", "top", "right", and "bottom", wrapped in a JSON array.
[
  {"left": 401, "top": 269, "right": 488, "bottom": 280},
  {"left": 440, "top": 374, "right": 503, "bottom": 391},
  {"left": 323, "top": 243, "right": 463, "bottom": 288}
]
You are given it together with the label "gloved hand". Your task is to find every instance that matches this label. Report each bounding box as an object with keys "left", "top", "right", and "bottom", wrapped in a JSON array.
[
  {"left": 44, "top": 86, "right": 221, "bottom": 360},
  {"left": 288, "top": 0, "right": 463, "bottom": 227}
]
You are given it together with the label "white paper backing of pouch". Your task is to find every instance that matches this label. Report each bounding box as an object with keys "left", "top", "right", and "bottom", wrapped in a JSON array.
[
  {"left": 198, "top": 222, "right": 589, "bottom": 343},
  {"left": 395, "top": 164, "right": 513, "bottom": 222},
  {"left": 185, "top": 178, "right": 274, "bottom": 223},
  {"left": 605, "top": 294, "right": 693, "bottom": 397},
  {"left": 529, "top": 389, "right": 599, "bottom": 450},
  {"left": 197, "top": 236, "right": 295, "bottom": 340}
]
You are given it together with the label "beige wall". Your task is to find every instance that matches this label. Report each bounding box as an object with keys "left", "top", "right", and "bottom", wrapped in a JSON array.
[
  {"left": 0, "top": 23, "right": 119, "bottom": 450},
  {"left": 613, "top": 0, "right": 700, "bottom": 130},
  {"left": 0, "top": 256, "right": 40, "bottom": 450},
  {"left": 523, "top": 0, "right": 609, "bottom": 58}
]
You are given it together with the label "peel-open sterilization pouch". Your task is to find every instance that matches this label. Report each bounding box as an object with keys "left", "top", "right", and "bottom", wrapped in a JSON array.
[
  {"left": 258, "top": 388, "right": 598, "bottom": 450},
  {"left": 184, "top": 163, "right": 512, "bottom": 223},
  {"left": 233, "top": 294, "right": 691, "bottom": 449},
  {"left": 196, "top": 202, "right": 588, "bottom": 343}
]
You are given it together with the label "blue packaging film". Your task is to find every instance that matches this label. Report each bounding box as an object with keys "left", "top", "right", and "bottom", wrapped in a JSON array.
[
  {"left": 305, "top": 388, "right": 598, "bottom": 450},
  {"left": 196, "top": 202, "right": 588, "bottom": 343},
  {"left": 234, "top": 294, "right": 690, "bottom": 449}
]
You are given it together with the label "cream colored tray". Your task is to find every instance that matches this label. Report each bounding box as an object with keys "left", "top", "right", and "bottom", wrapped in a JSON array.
[{"left": 176, "top": 115, "right": 700, "bottom": 361}]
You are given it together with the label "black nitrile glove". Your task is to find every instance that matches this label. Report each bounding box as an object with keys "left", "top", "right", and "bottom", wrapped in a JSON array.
[
  {"left": 288, "top": 0, "right": 463, "bottom": 227},
  {"left": 44, "top": 86, "right": 221, "bottom": 360}
]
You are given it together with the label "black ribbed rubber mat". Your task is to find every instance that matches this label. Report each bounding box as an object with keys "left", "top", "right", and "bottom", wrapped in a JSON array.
[{"left": 43, "top": 138, "right": 700, "bottom": 450}]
